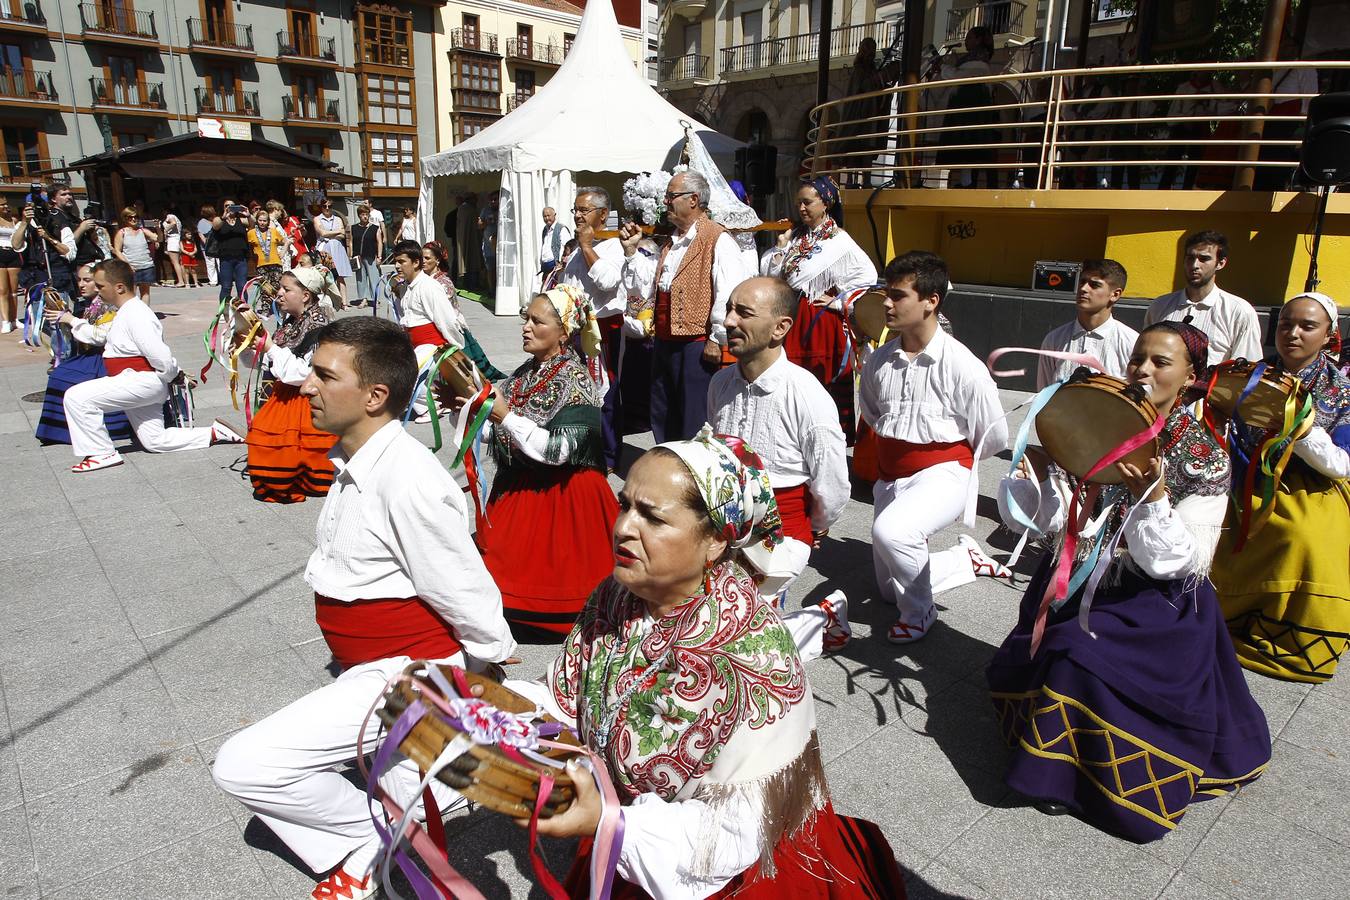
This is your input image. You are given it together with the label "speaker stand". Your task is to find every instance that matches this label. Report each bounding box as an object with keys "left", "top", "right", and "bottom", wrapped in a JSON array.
[{"left": 1305, "top": 184, "right": 1333, "bottom": 293}]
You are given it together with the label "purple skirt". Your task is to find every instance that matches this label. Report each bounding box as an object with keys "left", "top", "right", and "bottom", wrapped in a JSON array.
[{"left": 986, "top": 553, "right": 1271, "bottom": 843}]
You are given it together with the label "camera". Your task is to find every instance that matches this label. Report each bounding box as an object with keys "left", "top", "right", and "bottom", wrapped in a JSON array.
[
  {"left": 227, "top": 204, "right": 248, "bottom": 217},
  {"left": 82, "top": 200, "right": 106, "bottom": 226},
  {"left": 27, "top": 182, "right": 51, "bottom": 227}
]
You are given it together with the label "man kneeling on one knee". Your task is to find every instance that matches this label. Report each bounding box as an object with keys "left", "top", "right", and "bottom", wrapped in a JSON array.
[
  {"left": 62, "top": 258, "right": 243, "bottom": 473},
  {"left": 211, "top": 318, "right": 517, "bottom": 900}
]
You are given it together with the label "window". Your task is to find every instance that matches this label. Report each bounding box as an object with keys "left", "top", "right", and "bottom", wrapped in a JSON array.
[
  {"left": 104, "top": 55, "right": 141, "bottom": 105},
  {"left": 289, "top": 9, "right": 317, "bottom": 55},
  {"left": 366, "top": 131, "right": 415, "bottom": 188},
  {"left": 454, "top": 58, "right": 499, "bottom": 92},
  {"left": 364, "top": 73, "right": 412, "bottom": 125},
  {"left": 0, "top": 43, "right": 21, "bottom": 72},
  {"left": 360, "top": 8, "right": 411, "bottom": 67},
  {"left": 203, "top": 0, "right": 230, "bottom": 41},
  {"left": 516, "top": 23, "right": 532, "bottom": 56},
  {"left": 463, "top": 14, "right": 479, "bottom": 37},
  {"left": 515, "top": 69, "right": 534, "bottom": 100},
  {"left": 563, "top": 33, "right": 574, "bottom": 56},
  {"left": 297, "top": 140, "right": 327, "bottom": 160},
  {"left": 0, "top": 124, "right": 42, "bottom": 181},
  {"left": 457, "top": 114, "right": 495, "bottom": 143},
  {"left": 114, "top": 131, "right": 149, "bottom": 149}
]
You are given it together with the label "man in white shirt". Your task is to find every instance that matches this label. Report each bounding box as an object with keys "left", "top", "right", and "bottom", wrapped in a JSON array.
[
  {"left": 563, "top": 187, "right": 628, "bottom": 468},
  {"left": 860, "top": 251, "right": 1009, "bottom": 644},
  {"left": 1038, "top": 258, "right": 1140, "bottom": 389},
  {"left": 61, "top": 258, "right": 242, "bottom": 473},
  {"left": 539, "top": 205, "right": 571, "bottom": 278},
  {"left": 392, "top": 239, "right": 465, "bottom": 422},
  {"left": 212, "top": 317, "right": 516, "bottom": 900},
  {"left": 709, "top": 276, "right": 852, "bottom": 656},
  {"left": 1144, "top": 230, "right": 1263, "bottom": 366},
  {"left": 621, "top": 170, "right": 750, "bottom": 442}
]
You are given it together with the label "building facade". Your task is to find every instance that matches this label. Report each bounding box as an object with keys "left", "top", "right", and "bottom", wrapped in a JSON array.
[{"left": 0, "top": 0, "right": 444, "bottom": 213}]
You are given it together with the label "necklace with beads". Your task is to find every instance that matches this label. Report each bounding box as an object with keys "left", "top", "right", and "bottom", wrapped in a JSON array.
[{"left": 508, "top": 353, "right": 569, "bottom": 409}]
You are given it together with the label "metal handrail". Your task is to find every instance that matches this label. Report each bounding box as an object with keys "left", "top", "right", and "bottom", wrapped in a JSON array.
[
  {"left": 945, "top": 1, "right": 1029, "bottom": 42},
  {"left": 282, "top": 95, "right": 339, "bottom": 122},
  {"left": 450, "top": 28, "right": 497, "bottom": 54},
  {"left": 804, "top": 59, "right": 1348, "bottom": 190},
  {"left": 187, "top": 18, "right": 253, "bottom": 51},
  {"left": 0, "top": 67, "right": 53, "bottom": 100},
  {"left": 195, "top": 87, "right": 259, "bottom": 116},
  {"left": 658, "top": 53, "right": 709, "bottom": 82},
  {"left": 277, "top": 30, "right": 336, "bottom": 61},
  {"left": 722, "top": 20, "right": 895, "bottom": 75},
  {"left": 78, "top": 2, "right": 154, "bottom": 38},
  {"left": 89, "top": 77, "right": 165, "bottom": 109},
  {"left": 2, "top": 156, "right": 64, "bottom": 182},
  {"left": 0, "top": 0, "right": 44, "bottom": 27},
  {"left": 506, "top": 39, "right": 561, "bottom": 65}
]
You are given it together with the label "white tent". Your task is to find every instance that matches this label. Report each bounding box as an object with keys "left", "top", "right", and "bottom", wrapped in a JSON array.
[{"left": 416, "top": 0, "right": 742, "bottom": 315}]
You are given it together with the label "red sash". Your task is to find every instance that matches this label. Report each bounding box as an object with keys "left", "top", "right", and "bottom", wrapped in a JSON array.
[
  {"left": 772, "top": 484, "right": 814, "bottom": 545},
  {"left": 314, "top": 594, "right": 463, "bottom": 669},
  {"left": 876, "top": 437, "right": 973, "bottom": 481},
  {"left": 406, "top": 323, "right": 449, "bottom": 348},
  {"left": 653, "top": 289, "right": 703, "bottom": 343},
  {"left": 104, "top": 356, "right": 153, "bottom": 375}
]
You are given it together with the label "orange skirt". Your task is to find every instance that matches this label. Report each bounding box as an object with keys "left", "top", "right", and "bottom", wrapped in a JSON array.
[
  {"left": 246, "top": 383, "right": 338, "bottom": 503},
  {"left": 478, "top": 464, "right": 618, "bottom": 635}
]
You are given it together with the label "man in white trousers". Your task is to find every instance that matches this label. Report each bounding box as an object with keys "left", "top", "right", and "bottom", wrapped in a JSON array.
[
  {"left": 860, "top": 251, "right": 1009, "bottom": 644},
  {"left": 708, "top": 276, "right": 852, "bottom": 659},
  {"left": 211, "top": 317, "right": 517, "bottom": 900},
  {"left": 62, "top": 258, "right": 243, "bottom": 473}
]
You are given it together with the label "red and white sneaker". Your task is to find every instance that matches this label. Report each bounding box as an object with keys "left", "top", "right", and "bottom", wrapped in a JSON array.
[
  {"left": 887, "top": 604, "right": 936, "bottom": 645},
  {"left": 209, "top": 418, "right": 245, "bottom": 445},
  {"left": 819, "top": 590, "right": 851, "bottom": 652},
  {"left": 311, "top": 867, "right": 377, "bottom": 900},
  {"left": 959, "top": 534, "right": 1012, "bottom": 579},
  {"left": 71, "top": 453, "right": 123, "bottom": 474}
]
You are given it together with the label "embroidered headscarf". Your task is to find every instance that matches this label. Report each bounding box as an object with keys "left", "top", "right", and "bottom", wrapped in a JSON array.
[
  {"left": 541, "top": 284, "right": 602, "bottom": 359},
  {"left": 271, "top": 277, "right": 331, "bottom": 351},
  {"left": 287, "top": 266, "right": 342, "bottom": 310},
  {"left": 1142, "top": 320, "right": 1211, "bottom": 381},
  {"left": 657, "top": 424, "right": 785, "bottom": 576},
  {"left": 802, "top": 175, "right": 843, "bottom": 225}
]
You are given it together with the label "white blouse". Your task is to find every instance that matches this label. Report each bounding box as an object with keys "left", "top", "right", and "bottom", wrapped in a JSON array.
[{"left": 759, "top": 226, "right": 877, "bottom": 308}]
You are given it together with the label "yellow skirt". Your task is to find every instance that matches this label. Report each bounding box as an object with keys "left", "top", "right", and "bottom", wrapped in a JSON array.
[{"left": 1212, "top": 462, "right": 1350, "bottom": 683}]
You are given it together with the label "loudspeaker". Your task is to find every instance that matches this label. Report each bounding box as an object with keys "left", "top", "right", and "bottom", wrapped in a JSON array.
[
  {"left": 1299, "top": 92, "right": 1350, "bottom": 186},
  {"left": 735, "top": 144, "right": 778, "bottom": 198}
]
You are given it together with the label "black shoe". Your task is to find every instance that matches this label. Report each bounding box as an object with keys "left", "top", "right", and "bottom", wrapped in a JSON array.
[{"left": 1034, "top": 800, "right": 1070, "bottom": 816}]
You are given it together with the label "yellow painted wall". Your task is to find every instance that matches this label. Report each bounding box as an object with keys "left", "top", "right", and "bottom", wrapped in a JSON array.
[{"left": 847, "top": 189, "right": 1350, "bottom": 307}]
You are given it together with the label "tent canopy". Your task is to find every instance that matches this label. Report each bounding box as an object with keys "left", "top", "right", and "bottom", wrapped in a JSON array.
[{"left": 420, "top": 0, "right": 739, "bottom": 176}]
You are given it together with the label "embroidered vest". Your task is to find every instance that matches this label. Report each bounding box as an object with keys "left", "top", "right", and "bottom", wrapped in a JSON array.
[{"left": 655, "top": 219, "right": 725, "bottom": 340}]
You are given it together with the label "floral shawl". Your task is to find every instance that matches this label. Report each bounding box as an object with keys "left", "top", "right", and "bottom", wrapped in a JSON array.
[
  {"left": 489, "top": 348, "right": 604, "bottom": 470},
  {"left": 271, "top": 300, "right": 330, "bottom": 353},
  {"left": 779, "top": 217, "right": 841, "bottom": 281},
  {"left": 549, "top": 564, "right": 825, "bottom": 875}
]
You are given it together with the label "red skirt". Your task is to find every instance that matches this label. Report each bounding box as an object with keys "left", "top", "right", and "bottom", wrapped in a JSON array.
[
  {"left": 784, "top": 297, "right": 856, "bottom": 444},
  {"left": 566, "top": 804, "right": 905, "bottom": 899},
  {"left": 246, "top": 383, "right": 338, "bottom": 503},
  {"left": 478, "top": 464, "right": 618, "bottom": 635}
]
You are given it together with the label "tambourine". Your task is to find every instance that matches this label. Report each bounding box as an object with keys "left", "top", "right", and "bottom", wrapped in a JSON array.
[
  {"left": 1035, "top": 370, "right": 1159, "bottom": 485},
  {"left": 437, "top": 348, "right": 483, "bottom": 400},
  {"left": 377, "top": 664, "right": 579, "bottom": 819},
  {"left": 1205, "top": 359, "right": 1308, "bottom": 431},
  {"left": 843, "top": 287, "right": 888, "bottom": 345}
]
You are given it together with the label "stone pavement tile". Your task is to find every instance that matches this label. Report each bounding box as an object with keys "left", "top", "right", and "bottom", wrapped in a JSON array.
[
  {"left": 1154, "top": 870, "right": 1237, "bottom": 900},
  {"left": 1181, "top": 791, "right": 1350, "bottom": 898},
  {"left": 906, "top": 859, "right": 993, "bottom": 899},
  {"left": 0, "top": 516, "right": 88, "bottom": 564},
  {"left": 122, "top": 580, "right": 258, "bottom": 640},
  {"left": 939, "top": 590, "right": 1024, "bottom": 649},
  {"left": 1229, "top": 738, "right": 1350, "bottom": 847},
  {"left": 938, "top": 798, "right": 1176, "bottom": 900},
  {"left": 26, "top": 749, "right": 234, "bottom": 895},
  {"left": 0, "top": 592, "right": 138, "bottom": 671},
  {"left": 290, "top": 638, "right": 341, "bottom": 682},
  {"left": 258, "top": 595, "right": 324, "bottom": 647},
  {"left": 1239, "top": 668, "right": 1314, "bottom": 738},
  {"left": 143, "top": 603, "right": 296, "bottom": 684},
  {"left": 1, "top": 548, "right": 108, "bottom": 602},
  {"left": 1313, "top": 668, "right": 1350, "bottom": 710},
  {"left": 808, "top": 634, "right": 973, "bottom": 712},
  {"left": 162, "top": 647, "right": 317, "bottom": 744},
  {"left": 86, "top": 513, "right": 205, "bottom": 559},
  {"left": 103, "top": 549, "right": 232, "bottom": 599},
  {"left": 1139, "top": 790, "right": 1235, "bottom": 870},
  {"left": 0, "top": 806, "right": 37, "bottom": 900},
  {"left": 0, "top": 688, "right": 23, "bottom": 814},
  {"left": 826, "top": 720, "right": 1011, "bottom": 859},
  {"left": 0, "top": 410, "right": 33, "bottom": 436},
  {"left": 812, "top": 688, "right": 894, "bottom": 765},
  {"left": 42, "top": 821, "right": 271, "bottom": 900},
  {"left": 1274, "top": 691, "right": 1350, "bottom": 755},
  {"left": 56, "top": 476, "right": 167, "bottom": 520},
  {"left": 206, "top": 538, "right": 317, "bottom": 579}
]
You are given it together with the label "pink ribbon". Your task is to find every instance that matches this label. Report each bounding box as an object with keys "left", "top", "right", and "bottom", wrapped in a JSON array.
[{"left": 986, "top": 346, "right": 1106, "bottom": 379}]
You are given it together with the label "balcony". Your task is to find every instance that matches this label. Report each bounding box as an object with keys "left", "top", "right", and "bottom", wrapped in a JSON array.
[
  {"left": 277, "top": 31, "right": 338, "bottom": 67},
  {"left": 283, "top": 95, "right": 341, "bottom": 127},
  {"left": 89, "top": 77, "right": 167, "bottom": 112},
  {"left": 187, "top": 18, "right": 254, "bottom": 56},
  {"left": 506, "top": 92, "right": 533, "bottom": 111},
  {"left": 452, "top": 88, "right": 501, "bottom": 114},
  {"left": 450, "top": 28, "right": 498, "bottom": 55},
  {"left": 0, "top": 156, "right": 65, "bottom": 186},
  {"left": 944, "top": 1, "right": 1030, "bottom": 43},
  {"left": 0, "top": 0, "right": 46, "bottom": 34},
  {"left": 721, "top": 20, "right": 897, "bottom": 75},
  {"left": 195, "top": 87, "right": 260, "bottom": 118},
  {"left": 78, "top": 2, "right": 157, "bottom": 44},
  {"left": 658, "top": 53, "right": 710, "bottom": 84},
  {"left": 0, "top": 67, "right": 56, "bottom": 106},
  {"left": 506, "top": 39, "right": 561, "bottom": 67}
]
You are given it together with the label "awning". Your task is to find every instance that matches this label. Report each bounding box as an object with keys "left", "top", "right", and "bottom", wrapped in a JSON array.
[
  {"left": 117, "top": 160, "right": 366, "bottom": 183},
  {"left": 227, "top": 161, "right": 367, "bottom": 183}
]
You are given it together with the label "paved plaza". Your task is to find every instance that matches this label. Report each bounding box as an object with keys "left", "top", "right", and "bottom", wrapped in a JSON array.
[{"left": 0, "top": 286, "right": 1345, "bottom": 899}]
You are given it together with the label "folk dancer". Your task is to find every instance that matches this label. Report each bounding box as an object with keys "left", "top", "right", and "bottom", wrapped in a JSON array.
[
  {"left": 988, "top": 323, "right": 1270, "bottom": 841},
  {"left": 562, "top": 187, "right": 628, "bottom": 469},
  {"left": 241, "top": 268, "right": 336, "bottom": 503},
  {"left": 708, "top": 276, "right": 852, "bottom": 657},
  {"left": 1144, "top": 230, "right": 1262, "bottom": 366},
  {"left": 760, "top": 177, "right": 878, "bottom": 441},
  {"left": 621, "top": 171, "right": 750, "bottom": 442},
  {"left": 504, "top": 434, "right": 905, "bottom": 897},
  {"left": 393, "top": 240, "right": 466, "bottom": 423},
  {"left": 62, "top": 259, "right": 243, "bottom": 474},
  {"left": 861, "top": 252, "right": 1009, "bottom": 643},
  {"left": 420, "top": 240, "right": 504, "bottom": 380},
  {"left": 1213, "top": 293, "right": 1350, "bottom": 682},
  {"left": 470, "top": 287, "right": 619, "bottom": 635},
  {"left": 1037, "top": 258, "right": 1139, "bottom": 389},
  {"left": 37, "top": 264, "right": 134, "bottom": 446},
  {"left": 212, "top": 318, "right": 517, "bottom": 900}
]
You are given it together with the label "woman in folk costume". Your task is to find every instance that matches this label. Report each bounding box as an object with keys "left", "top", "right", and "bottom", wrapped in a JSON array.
[
  {"left": 474, "top": 285, "right": 619, "bottom": 635},
  {"left": 760, "top": 176, "right": 877, "bottom": 442},
  {"left": 987, "top": 322, "right": 1270, "bottom": 843},
  {"left": 503, "top": 431, "right": 904, "bottom": 898},
  {"left": 36, "top": 264, "right": 134, "bottom": 446},
  {"left": 1213, "top": 292, "right": 1350, "bottom": 682},
  {"left": 241, "top": 268, "right": 337, "bottom": 503},
  {"left": 420, "top": 239, "right": 504, "bottom": 380}
]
